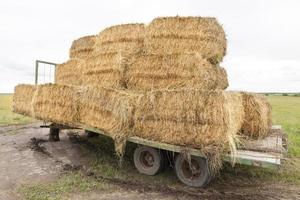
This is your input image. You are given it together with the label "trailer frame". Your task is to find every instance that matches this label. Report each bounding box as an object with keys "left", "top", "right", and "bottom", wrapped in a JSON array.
[{"left": 47, "top": 123, "right": 284, "bottom": 169}]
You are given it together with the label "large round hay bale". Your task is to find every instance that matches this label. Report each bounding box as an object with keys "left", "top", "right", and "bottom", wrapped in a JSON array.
[
  {"left": 55, "top": 59, "right": 84, "bottom": 86},
  {"left": 125, "top": 53, "right": 228, "bottom": 91},
  {"left": 241, "top": 93, "right": 272, "bottom": 138},
  {"left": 69, "top": 35, "right": 96, "bottom": 59},
  {"left": 145, "top": 17, "right": 226, "bottom": 64},
  {"left": 94, "top": 23, "right": 145, "bottom": 55}
]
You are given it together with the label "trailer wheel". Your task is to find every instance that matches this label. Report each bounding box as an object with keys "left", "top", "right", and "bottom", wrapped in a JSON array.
[
  {"left": 134, "top": 146, "right": 163, "bottom": 176},
  {"left": 174, "top": 155, "right": 211, "bottom": 187}
]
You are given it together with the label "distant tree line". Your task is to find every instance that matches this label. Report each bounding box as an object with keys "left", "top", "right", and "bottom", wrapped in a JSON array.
[{"left": 264, "top": 93, "right": 300, "bottom": 97}]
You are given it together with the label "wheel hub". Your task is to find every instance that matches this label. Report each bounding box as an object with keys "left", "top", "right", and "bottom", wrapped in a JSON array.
[
  {"left": 140, "top": 151, "right": 154, "bottom": 168},
  {"left": 182, "top": 159, "right": 202, "bottom": 180}
]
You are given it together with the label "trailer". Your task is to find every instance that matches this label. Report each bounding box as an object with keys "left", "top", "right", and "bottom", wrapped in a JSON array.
[
  {"left": 34, "top": 60, "right": 286, "bottom": 187},
  {"left": 44, "top": 123, "right": 286, "bottom": 188}
]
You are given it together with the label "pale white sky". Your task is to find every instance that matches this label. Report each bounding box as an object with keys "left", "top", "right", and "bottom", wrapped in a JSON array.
[{"left": 0, "top": 0, "right": 299, "bottom": 93}]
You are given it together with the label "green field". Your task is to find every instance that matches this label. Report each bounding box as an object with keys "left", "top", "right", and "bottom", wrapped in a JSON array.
[
  {"left": 0, "top": 94, "right": 34, "bottom": 126},
  {"left": 266, "top": 96, "right": 300, "bottom": 156}
]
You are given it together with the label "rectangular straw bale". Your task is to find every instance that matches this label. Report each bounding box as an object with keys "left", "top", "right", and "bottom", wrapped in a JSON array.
[
  {"left": 241, "top": 93, "right": 272, "bottom": 138},
  {"left": 81, "top": 53, "right": 125, "bottom": 88},
  {"left": 94, "top": 23, "right": 145, "bottom": 55},
  {"left": 125, "top": 53, "right": 228, "bottom": 91},
  {"left": 145, "top": 17, "right": 226, "bottom": 64},
  {"left": 55, "top": 59, "right": 84, "bottom": 86},
  {"left": 12, "top": 84, "right": 36, "bottom": 117},
  {"left": 133, "top": 90, "right": 244, "bottom": 153},
  {"left": 79, "top": 86, "right": 136, "bottom": 139},
  {"left": 32, "top": 84, "right": 79, "bottom": 125},
  {"left": 70, "top": 35, "right": 96, "bottom": 59}
]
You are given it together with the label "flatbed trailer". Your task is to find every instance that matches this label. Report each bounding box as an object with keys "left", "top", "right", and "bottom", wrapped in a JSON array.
[
  {"left": 34, "top": 61, "right": 286, "bottom": 187},
  {"left": 44, "top": 123, "right": 286, "bottom": 187}
]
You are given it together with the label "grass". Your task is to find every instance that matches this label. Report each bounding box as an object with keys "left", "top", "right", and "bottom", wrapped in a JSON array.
[
  {"left": 16, "top": 95, "right": 300, "bottom": 199},
  {"left": 20, "top": 172, "right": 112, "bottom": 200},
  {"left": 266, "top": 96, "right": 300, "bottom": 156},
  {"left": 0, "top": 94, "right": 34, "bottom": 126},
  {"left": 221, "top": 95, "right": 300, "bottom": 183}
]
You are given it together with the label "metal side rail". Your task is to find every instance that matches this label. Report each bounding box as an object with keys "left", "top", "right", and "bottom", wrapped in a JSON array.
[
  {"left": 49, "top": 124, "right": 283, "bottom": 169},
  {"left": 127, "top": 136, "right": 282, "bottom": 169},
  {"left": 85, "top": 125, "right": 283, "bottom": 169}
]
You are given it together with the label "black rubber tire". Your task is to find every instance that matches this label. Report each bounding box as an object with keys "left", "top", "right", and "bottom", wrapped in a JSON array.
[
  {"left": 174, "top": 155, "right": 211, "bottom": 187},
  {"left": 49, "top": 127, "right": 60, "bottom": 142},
  {"left": 134, "top": 146, "right": 163, "bottom": 176}
]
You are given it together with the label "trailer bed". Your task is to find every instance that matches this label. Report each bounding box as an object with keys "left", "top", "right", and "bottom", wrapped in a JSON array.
[{"left": 83, "top": 125, "right": 285, "bottom": 169}]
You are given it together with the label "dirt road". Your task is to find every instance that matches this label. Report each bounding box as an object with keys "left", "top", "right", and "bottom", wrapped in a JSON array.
[{"left": 0, "top": 123, "right": 299, "bottom": 200}]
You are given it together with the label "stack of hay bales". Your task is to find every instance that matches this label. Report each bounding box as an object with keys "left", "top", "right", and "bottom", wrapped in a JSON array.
[
  {"left": 80, "top": 24, "right": 146, "bottom": 89},
  {"left": 13, "top": 84, "right": 79, "bottom": 125},
  {"left": 126, "top": 17, "right": 228, "bottom": 91},
  {"left": 55, "top": 35, "right": 96, "bottom": 86},
  {"left": 13, "top": 16, "right": 272, "bottom": 169}
]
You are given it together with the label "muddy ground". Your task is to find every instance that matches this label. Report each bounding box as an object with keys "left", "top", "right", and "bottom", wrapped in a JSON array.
[{"left": 0, "top": 123, "right": 299, "bottom": 200}]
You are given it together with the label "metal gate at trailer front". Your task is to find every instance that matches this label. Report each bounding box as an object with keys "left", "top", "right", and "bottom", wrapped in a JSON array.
[{"left": 35, "top": 60, "right": 57, "bottom": 85}]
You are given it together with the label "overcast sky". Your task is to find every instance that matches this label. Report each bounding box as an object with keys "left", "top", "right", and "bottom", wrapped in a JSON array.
[{"left": 0, "top": 0, "right": 299, "bottom": 93}]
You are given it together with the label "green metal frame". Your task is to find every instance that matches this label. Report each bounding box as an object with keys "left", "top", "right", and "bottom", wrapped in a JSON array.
[
  {"left": 82, "top": 125, "right": 281, "bottom": 169},
  {"left": 35, "top": 60, "right": 57, "bottom": 85}
]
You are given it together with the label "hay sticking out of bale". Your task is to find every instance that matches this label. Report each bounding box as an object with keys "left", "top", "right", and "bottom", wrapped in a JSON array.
[
  {"left": 12, "top": 84, "right": 36, "bottom": 117},
  {"left": 55, "top": 59, "right": 84, "bottom": 86},
  {"left": 145, "top": 16, "right": 226, "bottom": 64},
  {"left": 125, "top": 53, "right": 228, "bottom": 91},
  {"left": 32, "top": 84, "right": 80, "bottom": 125},
  {"left": 94, "top": 23, "right": 145, "bottom": 55},
  {"left": 79, "top": 86, "right": 137, "bottom": 157},
  {"left": 80, "top": 86, "right": 135, "bottom": 139},
  {"left": 81, "top": 53, "right": 126, "bottom": 88},
  {"left": 133, "top": 89, "right": 244, "bottom": 171},
  {"left": 70, "top": 35, "right": 96, "bottom": 59},
  {"left": 12, "top": 84, "right": 135, "bottom": 157},
  {"left": 241, "top": 93, "right": 272, "bottom": 138}
]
